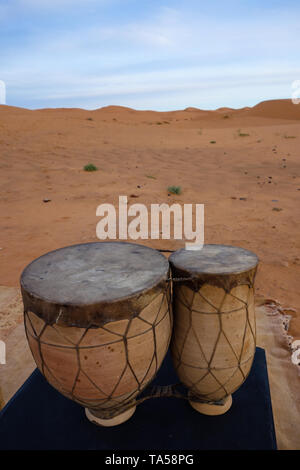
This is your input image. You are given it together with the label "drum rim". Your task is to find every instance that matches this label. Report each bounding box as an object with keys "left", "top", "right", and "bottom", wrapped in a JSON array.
[
  {"left": 20, "top": 241, "right": 169, "bottom": 308},
  {"left": 169, "top": 243, "right": 259, "bottom": 276}
]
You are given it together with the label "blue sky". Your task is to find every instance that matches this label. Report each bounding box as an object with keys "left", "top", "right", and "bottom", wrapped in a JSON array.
[{"left": 0, "top": 0, "right": 300, "bottom": 110}]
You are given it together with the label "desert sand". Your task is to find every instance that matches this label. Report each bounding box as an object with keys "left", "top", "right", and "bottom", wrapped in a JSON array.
[{"left": 0, "top": 98, "right": 299, "bottom": 343}]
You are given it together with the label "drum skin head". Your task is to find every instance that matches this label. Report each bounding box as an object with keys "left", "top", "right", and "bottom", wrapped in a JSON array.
[
  {"left": 169, "top": 244, "right": 258, "bottom": 276},
  {"left": 20, "top": 242, "right": 169, "bottom": 327}
]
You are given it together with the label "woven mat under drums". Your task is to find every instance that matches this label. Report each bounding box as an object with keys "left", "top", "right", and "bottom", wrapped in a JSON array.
[
  {"left": 256, "top": 301, "right": 300, "bottom": 450},
  {"left": 0, "top": 286, "right": 299, "bottom": 449}
]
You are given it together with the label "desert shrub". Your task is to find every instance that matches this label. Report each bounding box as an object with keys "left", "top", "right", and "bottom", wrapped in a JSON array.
[{"left": 84, "top": 163, "right": 98, "bottom": 172}]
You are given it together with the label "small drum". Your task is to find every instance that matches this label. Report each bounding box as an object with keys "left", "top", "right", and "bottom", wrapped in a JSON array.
[
  {"left": 169, "top": 244, "right": 258, "bottom": 415},
  {"left": 21, "top": 242, "right": 172, "bottom": 426}
]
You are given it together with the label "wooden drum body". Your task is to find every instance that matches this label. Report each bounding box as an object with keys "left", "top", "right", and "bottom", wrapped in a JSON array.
[
  {"left": 169, "top": 245, "right": 258, "bottom": 415},
  {"left": 21, "top": 242, "right": 172, "bottom": 426}
]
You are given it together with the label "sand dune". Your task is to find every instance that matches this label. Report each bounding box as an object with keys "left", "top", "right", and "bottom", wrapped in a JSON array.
[
  {"left": 1, "top": 97, "right": 300, "bottom": 118},
  {"left": 247, "top": 99, "right": 300, "bottom": 120},
  {"left": 0, "top": 98, "right": 299, "bottom": 342}
]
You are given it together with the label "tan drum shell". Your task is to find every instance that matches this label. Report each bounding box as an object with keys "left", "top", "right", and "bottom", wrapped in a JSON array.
[
  {"left": 170, "top": 246, "right": 258, "bottom": 402},
  {"left": 24, "top": 289, "right": 171, "bottom": 411}
]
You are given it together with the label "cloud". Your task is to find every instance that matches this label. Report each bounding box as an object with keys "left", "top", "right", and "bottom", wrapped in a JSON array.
[
  {"left": 5, "top": 61, "right": 299, "bottom": 105},
  {"left": 1, "top": 2, "right": 300, "bottom": 109}
]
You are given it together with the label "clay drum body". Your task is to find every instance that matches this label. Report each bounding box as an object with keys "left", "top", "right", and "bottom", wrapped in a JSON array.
[
  {"left": 21, "top": 242, "right": 172, "bottom": 426},
  {"left": 169, "top": 244, "right": 258, "bottom": 415}
]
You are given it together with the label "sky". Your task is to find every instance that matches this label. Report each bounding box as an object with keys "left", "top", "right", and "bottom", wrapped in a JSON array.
[{"left": 0, "top": 0, "right": 300, "bottom": 110}]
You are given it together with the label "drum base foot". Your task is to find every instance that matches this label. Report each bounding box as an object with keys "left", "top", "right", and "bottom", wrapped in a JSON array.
[
  {"left": 189, "top": 395, "right": 232, "bottom": 416},
  {"left": 85, "top": 406, "right": 136, "bottom": 427}
]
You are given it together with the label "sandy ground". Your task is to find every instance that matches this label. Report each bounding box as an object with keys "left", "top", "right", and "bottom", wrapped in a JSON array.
[{"left": 0, "top": 98, "right": 299, "bottom": 341}]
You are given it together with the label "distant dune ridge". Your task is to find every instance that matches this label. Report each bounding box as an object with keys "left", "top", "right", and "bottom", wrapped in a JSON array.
[
  {"left": 247, "top": 99, "right": 300, "bottom": 120},
  {"left": 0, "top": 98, "right": 300, "bottom": 120}
]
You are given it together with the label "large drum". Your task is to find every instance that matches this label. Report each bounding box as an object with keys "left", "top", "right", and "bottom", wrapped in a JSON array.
[
  {"left": 21, "top": 242, "right": 172, "bottom": 426},
  {"left": 169, "top": 244, "right": 258, "bottom": 415}
]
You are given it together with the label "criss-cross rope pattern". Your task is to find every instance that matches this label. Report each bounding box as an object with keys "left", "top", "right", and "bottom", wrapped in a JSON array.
[
  {"left": 24, "top": 264, "right": 257, "bottom": 419},
  {"left": 24, "top": 279, "right": 173, "bottom": 419},
  {"left": 171, "top": 268, "right": 257, "bottom": 402}
]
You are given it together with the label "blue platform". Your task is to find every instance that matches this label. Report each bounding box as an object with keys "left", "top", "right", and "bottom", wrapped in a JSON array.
[{"left": 0, "top": 347, "right": 276, "bottom": 450}]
